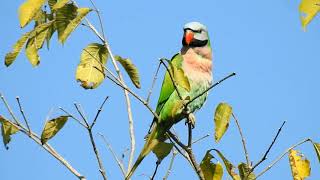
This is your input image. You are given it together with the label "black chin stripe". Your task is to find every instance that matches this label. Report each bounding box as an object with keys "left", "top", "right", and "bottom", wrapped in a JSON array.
[{"left": 182, "top": 38, "right": 208, "bottom": 47}]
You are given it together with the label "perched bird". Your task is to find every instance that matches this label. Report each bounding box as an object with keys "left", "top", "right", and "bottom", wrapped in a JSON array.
[{"left": 126, "top": 21, "right": 213, "bottom": 179}]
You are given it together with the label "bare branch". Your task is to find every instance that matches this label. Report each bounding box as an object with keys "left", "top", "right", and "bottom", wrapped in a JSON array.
[
  {"left": 232, "top": 113, "right": 251, "bottom": 167},
  {"left": 186, "top": 72, "right": 236, "bottom": 107},
  {"left": 0, "top": 93, "right": 20, "bottom": 125},
  {"left": 59, "top": 107, "right": 88, "bottom": 128},
  {"left": 87, "top": 129, "right": 108, "bottom": 180},
  {"left": 250, "top": 121, "right": 286, "bottom": 175},
  {"left": 146, "top": 62, "right": 162, "bottom": 103},
  {"left": 256, "top": 138, "right": 311, "bottom": 178},
  {"left": 88, "top": 0, "right": 106, "bottom": 41},
  {"left": 15, "top": 96, "right": 31, "bottom": 135},
  {"left": 192, "top": 134, "right": 210, "bottom": 145},
  {"left": 99, "top": 133, "right": 126, "bottom": 176},
  {"left": 163, "top": 150, "right": 178, "bottom": 180},
  {"left": 74, "top": 103, "right": 90, "bottom": 127},
  {"left": 151, "top": 161, "right": 161, "bottom": 180},
  {"left": 91, "top": 96, "right": 109, "bottom": 128},
  {"left": 0, "top": 96, "right": 85, "bottom": 179}
]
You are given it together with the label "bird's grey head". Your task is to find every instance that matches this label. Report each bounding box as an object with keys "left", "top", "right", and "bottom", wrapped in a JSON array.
[{"left": 182, "top": 22, "right": 209, "bottom": 47}]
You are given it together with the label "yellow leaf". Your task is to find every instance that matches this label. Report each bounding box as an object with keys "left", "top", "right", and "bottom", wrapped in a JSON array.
[
  {"left": 25, "top": 38, "right": 40, "bottom": 67},
  {"left": 200, "top": 150, "right": 223, "bottom": 180},
  {"left": 18, "top": 0, "right": 46, "bottom": 28},
  {"left": 0, "top": 116, "right": 20, "bottom": 149},
  {"left": 5, "top": 32, "right": 31, "bottom": 67},
  {"left": 115, "top": 55, "right": 141, "bottom": 89},
  {"left": 214, "top": 103, "right": 232, "bottom": 142},
  {"left": 213, "top": 149, "right": 240, "bottom": 180},
  {"left": 288, "top": 149, "right": 311, "bottom": 180},
  {"left": 76, "top": 43, "right": 108, "bottom": 89},
  {"left": 59, "top": 8, "right": 91, "bottom": 43},
  {"left": 40, "top": 116, "right": 69, "bottom": 144},
  {"left": 152, "top": 142, "right": 173, "bottom": 161},
  {"left": 238, "top": 163, "right": 256, "bottom": 180},
  {"left": 299, "top": 0, "right": 320, "bottom": 30}
]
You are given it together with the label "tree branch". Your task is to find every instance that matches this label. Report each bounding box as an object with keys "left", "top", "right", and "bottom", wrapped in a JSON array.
[
  {"left": 255, "top": 138, "right": 311, "bottom": 178},
  {"left": 249, "top": 121, "right": 286, "bottom": 176},
  {"left": 0, "top": 94, "right": 85, "bottom": 179},
  {"left": 146, "top": 62, "right": 162, "bottom": 103},
  {"left": 163, "top": 150, "right": 178, "bottom": 180},
  {"left": 232, "top": 113, "right": 250, "bottom": 167},
  {"left": 151, "top": 161, "right": 160, "bottom": 180},
  {"left": 15, "top": 96, "right": 31, "bottom": 135},
  {"left": 99, "top": 133, "right": 126, "bottom": 176},
  {"left": 91, "top": 96, "right": 109, "bottom": 129}
]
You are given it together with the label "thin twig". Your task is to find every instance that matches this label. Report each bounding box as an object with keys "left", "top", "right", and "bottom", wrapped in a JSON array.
[
  {"left": 59, "top": 107, "right": 87, "bottom": 128},
  {"left": 0, "top": 98, "right": 85, "bottom": 179},
  {"left": 99, "top": 133, "right": 126, "bottom": 176},
  {"left": 88, "top": 129, "right": 108, "bottom": 180},
  {"left": 163, "top": 150, "right": 178, "bottom": 180},
  {"left": 74, "top": 103, "right": 89, "bottom": 127},
  {"left": 249, "top": 121, "right": 286, "bottom": 175},
  {"left": 232, "top": 113, "right": 250, "bottom": 167},
  {"left": 186, "top": 72, "right": 236, "bottom": 107},
  {"left": 146, "top": 62, "right": 162, "bottom": 103},
  {"left": 151, "top": 161, "right": 161, "bottom": 180},
  {"left": 91, "top": 96, "right": 109, "bottom": 129},
  {"left": 88, "top": 0, "right": 106, "bottom": 41},
  {"left": 0, "top": 93, "right": 20, "bottom": 124},
  {"left": 192, "top": 134, "right": 210, "bottom": 145},
  {"left": 167, "top": 131, "right": 205, "bottom": 180},
  {"left": 15, "top": 96, "right": 31, "bottom": 135},
  {"left": 255, "top": 138, "right": 311, "bottom": 178}
]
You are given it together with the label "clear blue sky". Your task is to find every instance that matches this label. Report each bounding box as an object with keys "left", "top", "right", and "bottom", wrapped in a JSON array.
[{"left": 1, "top": 0, "right": 320, "bottom": 179}]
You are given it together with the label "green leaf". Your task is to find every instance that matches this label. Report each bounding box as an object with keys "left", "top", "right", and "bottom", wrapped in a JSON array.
[
  {"left": 238, "top": 163, "right": 255, "bottom": 180},
  {"left": 312, "top": 142, "right": 320, "bottom": 163},
  {"left": 59, "top": 8, "right": 92, "bottom": 43},
  {"left": 213, "top": 149, "right": 241, "bottom": 180},
  {"left": 76, "top": 43, "right": 108, "bottom": 89},
  {"left": 55, "top": 3, "right": 78, "bottom": 41},
  {"left": 200, "top": 150, "right": 223, "bottom": 180},
  {"left": 288, "top": 149, "right": 311, "bottom": 180},
  {"left": 24, "top": 22, "right": 53, "bottom": 66},
  {"left": 5, "top": 32, "right": 31, "bottom": 67},
  {"left": 166, "top": 60, "right": 190, "bottom": 91},
  {"left": 52, "top": 0, "right": 70, "bottom": 10},
  {"left": 299, "top": 0, "right": 320, "bottom": 30},
  {"left": 48, "top": 0, "right": 57, "bottom": 10},
  {"left": 46, "top": 14, "right": 56, "bottom": 49},
  {"left": 0, "top": 116, "right": 19, "bottom": 149},
  {"left": 18, "top": 0, "right": 46, "bottom": 28},
  {"left": 25, "top": 38, "right": 40, "bottom": 67},
  {"left": 214, "top": 103, "right": 232, "bottom": 142},
  {"left": 152, "top": 142, "right": 174, "bottom": 161},
  {"left": 115, "top": 55, "right": 141, "bottom": 89},
  {"left": 33, "top": 9, "right": 46, "bottom": 27},
  {"left": 40, "top": 116, "right": 69, "bottom": 144}
]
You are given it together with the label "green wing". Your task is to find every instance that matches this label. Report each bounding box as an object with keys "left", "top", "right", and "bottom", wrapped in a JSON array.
[{"left": 155, "top": 53, "right": 183, "bottom": 115}]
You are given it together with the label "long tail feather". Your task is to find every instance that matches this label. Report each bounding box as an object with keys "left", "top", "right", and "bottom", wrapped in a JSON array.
[{"left": 126, "top": 123, "right": 163, "bottom": 179}]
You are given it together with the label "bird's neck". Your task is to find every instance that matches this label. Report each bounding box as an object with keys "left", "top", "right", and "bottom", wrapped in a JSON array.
[{"left": 181, "top": 46, "right": 213, "bottom": 83}]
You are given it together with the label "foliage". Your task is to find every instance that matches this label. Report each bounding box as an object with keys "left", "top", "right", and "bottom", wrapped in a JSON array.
[{"left": 1, "top": 0, "right": 320, "bottom": 180}]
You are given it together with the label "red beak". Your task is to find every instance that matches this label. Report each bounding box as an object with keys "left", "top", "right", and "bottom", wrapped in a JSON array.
[{"left": 185, "top": 30, "right": 194, "bottom": 45}]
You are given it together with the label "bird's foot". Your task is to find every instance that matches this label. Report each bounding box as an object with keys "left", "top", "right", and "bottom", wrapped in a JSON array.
[{"left": 185, "top": 113, "right": 196, "bottom": 129}]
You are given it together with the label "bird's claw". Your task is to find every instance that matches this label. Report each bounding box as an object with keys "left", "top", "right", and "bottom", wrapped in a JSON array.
[{"left": 185, "top": 113, "right": 196, "bottom": 129}]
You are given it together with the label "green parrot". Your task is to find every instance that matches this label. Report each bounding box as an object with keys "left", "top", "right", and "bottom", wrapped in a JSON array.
[{"left": 126, "top": 21, "right": 213, "bottom": 179}]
